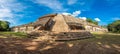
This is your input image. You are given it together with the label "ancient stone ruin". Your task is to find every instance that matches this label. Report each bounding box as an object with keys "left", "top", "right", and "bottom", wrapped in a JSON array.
[{"left": 12, "top": 14, "right": 108, "bottom": 40}]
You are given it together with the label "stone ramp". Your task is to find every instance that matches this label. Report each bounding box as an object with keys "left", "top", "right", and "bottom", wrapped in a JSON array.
[{"left": 50, "top": 31, "right": 93, "bottom": 41}]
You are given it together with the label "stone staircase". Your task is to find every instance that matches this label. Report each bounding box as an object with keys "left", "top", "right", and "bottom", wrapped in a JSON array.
[
  {"left": 28, "top": 31, "right": 93, "bottom": 41},
  {"left": 50, "top": 31, "right": 93, "bottom": 41}
]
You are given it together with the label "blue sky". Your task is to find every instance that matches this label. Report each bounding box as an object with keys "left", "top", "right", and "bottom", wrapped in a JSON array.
[{"left": 0, "top": 0, "right": 120, "bottom": 26}]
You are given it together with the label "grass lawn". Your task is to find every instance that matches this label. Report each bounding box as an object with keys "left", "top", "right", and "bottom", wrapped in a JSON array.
[
  {"left": 90, "top": 32, "right": 120, "bottom": 44},
  {"left": 0, "top": 32, "right": 28, "bottom": 38},
  {"left": 0, "top": 32, "right": 119, "bottom": 54},
  {"left": 63, "top": 32, "right": 120, "bottom": 54}
]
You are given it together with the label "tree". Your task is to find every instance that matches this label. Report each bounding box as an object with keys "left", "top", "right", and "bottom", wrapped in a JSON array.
[
  {"left": 107, "top": 20, "right": 120, "bottom": 33},
  {"left": 86, "top": 18, "right": 98, "bottom": 25},
  {"left": 86, "top": 18, "right": 93, "bottom": 23},
  {"left": 94, "top": 21, "right": 98, "bottom": 25},
  {"left": 101, "top": 25, "right": 107, "bottom": 28},
  {"left": 0, "top": 21, "right": 10, "bottom": 31}
]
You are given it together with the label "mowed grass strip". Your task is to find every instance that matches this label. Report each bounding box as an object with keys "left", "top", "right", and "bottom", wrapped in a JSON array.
[{"left": 0, "top": 32, "right": 28, "bottom": 38}]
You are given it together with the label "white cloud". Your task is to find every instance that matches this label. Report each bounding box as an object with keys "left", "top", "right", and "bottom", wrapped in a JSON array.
[
  {"left": 68, "top": 0, "right": 78, "bottom": 5},
  {"left": 62, "top": 12, "right": 71, "bottom": 15},
  {"left": 32, "top": 0, "right": 65, "bottom": 11},
  {"left": 62, "top": 10, "right": 86, "bottom": 21},
  {"left": 62, "top": 10, "right": 81, "bottom": 17},
  {"left": 112, "top": 17, "right": 120, "bottom": 20},
  {"left": 0, "top": 0, "right": 26, "bottom": 12},
  {"left": 0, "top": 0, "right": 26, "bottom": 26},
  {"left": 72, "top": 10, "right": 81, "bottom": 17},
  {"left": 79, "top": 17, "right": 87, "bottom": 20},
  {"left": 0, "top": 18, "right": 16, "bottom": 25},
  {"left": 95, "top": 18, "right": 101, "bottom": 22},
  {"left": 0, "top": 8, "right": 13, "bottom": 18}
]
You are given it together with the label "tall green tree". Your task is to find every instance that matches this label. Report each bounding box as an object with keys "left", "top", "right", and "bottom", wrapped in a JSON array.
[
  {"left": 107, "top": 20, "right": 120, "bottom": 33},
  {"left": 86, "top": 18, "right": 98, "bottom": 25},
  {"left": 0, "top": 21, "right": 10, "bottom": 31}
]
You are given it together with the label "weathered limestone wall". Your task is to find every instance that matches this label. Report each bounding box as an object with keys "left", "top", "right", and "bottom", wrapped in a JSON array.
[
  {"left": 85, "top": 25, "right": 92, "bottom": 31},
  {"left": 19, "top": 27, "right": 26, "bottom": 33},
  {"left": 26, "top": 26, "right": 34, "bottom": 33},
  {"left": 51, "top": 14, "right": 70, "bottom": 32},
  {"left": 12, "top": 26, "right": 34, "bottom": 33},
  {"left": 12, "top": 28, "right": 19, "bottom": 32},
  {"left": 85, "top": 25, "right": 108, "bottom": 32}
]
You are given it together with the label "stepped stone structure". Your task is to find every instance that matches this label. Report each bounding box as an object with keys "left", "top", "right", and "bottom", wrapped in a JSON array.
[
  {"left": 12, "top": 14, "right": 108, "bottom": 40},
  {"left": 12, "top": 14, "right": 107, "bottom": 33}
]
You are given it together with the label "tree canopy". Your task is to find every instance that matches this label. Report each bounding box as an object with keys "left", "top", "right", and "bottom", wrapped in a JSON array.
[
  {"left": 107, "top": 20, "right": 120, "bottom": 33},
  {"left": 0, "top": 21, "right": 10, "bottom": 31},
  {"left": 86, "top": 18, "right": 98, "bottom": 25}
]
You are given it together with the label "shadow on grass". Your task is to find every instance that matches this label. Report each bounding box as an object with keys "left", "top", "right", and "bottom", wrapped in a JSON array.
[{"left": 0, "top": 33, "right": 120, "bottom": 54}]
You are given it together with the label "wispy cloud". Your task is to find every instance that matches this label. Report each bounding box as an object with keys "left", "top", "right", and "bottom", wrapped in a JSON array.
[
  {"left": 32, "top": 0, "right": 67, "bottom": 11},
  {"left": 67, "top": 0, "right": 78, "bottom": 5},
  {"left": 0, "top": 8, "right": 13, "bottom": 18},
  {"left": 0, "top": 0, "right": 26, "bottom": 26},
  {"left": 112, "top": 17, "right": 120, "bottom": 20}
]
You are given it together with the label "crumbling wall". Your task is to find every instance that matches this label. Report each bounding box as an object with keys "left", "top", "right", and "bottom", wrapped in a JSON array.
[
  {"left": 12, "top": 27, "right": 19, "bottom": 32},
  {"left": 26, "top": 26, "right": 34, "bottom": 33},
  {"left": 12, "top": 26, "right": 34, "bottom": 33},
  {"left": 85, "top": 25, "right": 108, "bottom": 32}
]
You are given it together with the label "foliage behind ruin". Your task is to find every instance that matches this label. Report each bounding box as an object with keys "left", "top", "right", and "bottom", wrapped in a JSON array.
[
  {"left": 107, "top": 20, "right": 120, "bottom": 33},
  {"left": 0, "top": 21, "right": 10, "bottom": 31}
]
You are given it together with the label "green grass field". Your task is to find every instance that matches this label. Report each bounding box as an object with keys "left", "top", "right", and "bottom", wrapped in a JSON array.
[
  {"left": 68, "top": 32, "right": 120, "bottom": 45},
  {"left": 91, "top": 32, "right": 120, "bottom": 44},
  {"left": 0, "top": 32, "right": 28, "bottom": 38}
]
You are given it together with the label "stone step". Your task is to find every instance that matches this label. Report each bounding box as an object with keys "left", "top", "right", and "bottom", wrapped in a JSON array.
[
  {"left": 50, "top": 31, "right": 93, "bottom": 41},
  {"left": 28, "top": 31, "right": 93, "bottom": 41}
]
